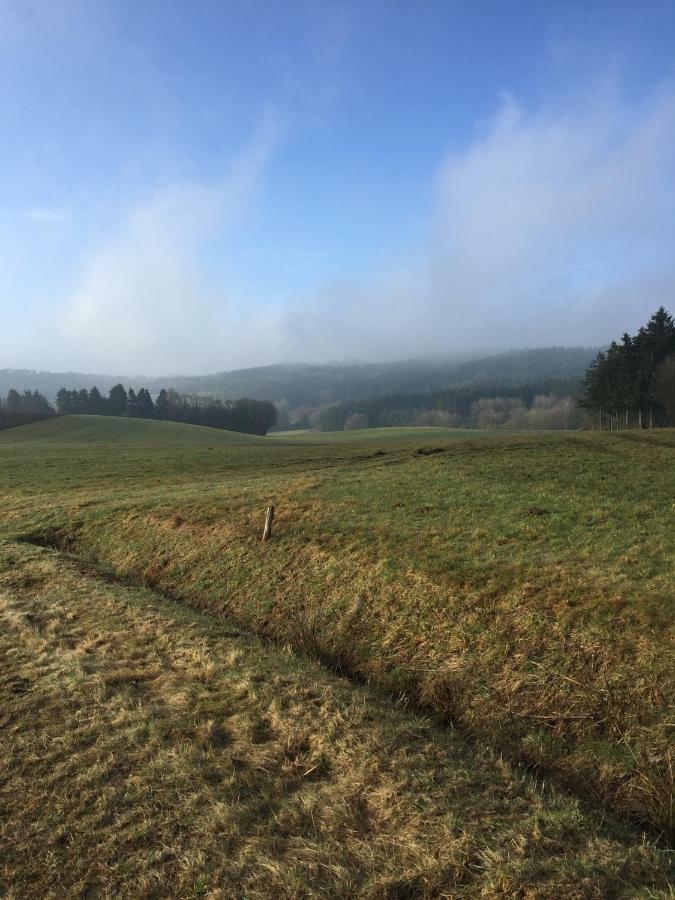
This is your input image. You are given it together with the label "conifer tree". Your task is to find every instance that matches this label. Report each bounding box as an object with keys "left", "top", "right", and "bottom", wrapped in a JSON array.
[
  {"left": 155, "top": 388, "right": 170, "bottom": 419},
  {"left": 6, "top": 389, "right": 21, "bottom": 413},
  {"left": 56, "top": 388, "right": 73, "bottom": 414},
  {"left": 108, "top": 384, "right": 128, "bottom": 416},
  {"left": 88, "top": 386, "right": 106, "bottom": 414},
  {"left": 137, "top": 388, "right": 155, "bottom": 417},
  {"left": 580, "top": 307, "right": 675, "bottom": 428}
]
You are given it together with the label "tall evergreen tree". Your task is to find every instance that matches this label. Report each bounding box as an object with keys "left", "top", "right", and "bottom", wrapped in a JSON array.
[
  {"left": 108, "top": 383, "right": 128, "bottom": 416},
  {"left": 155, "top": 389, "right": 170, "bottom": 419},
  {"left": 88, "top": 386, "right": 106, "bottom": 414},
  {"left": 6, "top": 389, "right": 21, "bottom": 413},
  {"left": 77, "top": 388, "right": 90, "bottom": 412},
  {"left": 136, "top": 388, "right": 155, "bottom": 417},
  {"left": 126, "top": 388, "right": 140, "bottom": 417},
  {"left": 655, "top": 356, "right": 675, "bottom": 425},
  {"left": 56, "top": 388, "right": 74, "bottom": 414},
  {"left": 580, "top": 307, "right": 675, "bottom": 428}
]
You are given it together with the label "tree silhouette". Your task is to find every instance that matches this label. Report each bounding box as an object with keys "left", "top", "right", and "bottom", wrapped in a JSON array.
[
  {"left": 580, "top": 307, "right": 675, "bottom": 428},
  {"left": 108, "top": 384, "right": 128, "bottom": 416}
]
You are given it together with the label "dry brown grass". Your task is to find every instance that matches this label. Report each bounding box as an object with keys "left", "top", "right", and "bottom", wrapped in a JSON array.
[
  {"left": 0, "top": 422, "right": 673, "bottom": 865},
  {"left": 0, "top": 542, "right": 670, "bottom": 898},
  {"left": 52, "top": 490, "right": 672, "bottom": 841}
]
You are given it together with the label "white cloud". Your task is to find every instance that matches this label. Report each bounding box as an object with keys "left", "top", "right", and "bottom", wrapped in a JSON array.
[
  {"left": 423, "top": 85, "right": 675, "bottom": 345},
  {"left": 22, "top": 206, "right": 71, "bottom": 225},
  {"left": 57, "top": 84, "right": 675, "bottom": 374},
  {"left": 58, "top": 111, "right": 283, "bottom": 374},
  {"left": 267, "top": 82, "right": 675, "bottom": 362}
]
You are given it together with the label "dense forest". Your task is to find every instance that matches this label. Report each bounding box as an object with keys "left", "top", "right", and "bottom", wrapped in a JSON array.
[
  {"left": 5, "top": 324, "right": 672, "bottom": 435},
  {"left": 0, "top": 389, "right": 54, "bottom": 429},
  {"left": 0, "top": 347, "right": 597, "bottom": 408},
  {"left": 54, "top": 385, "right": 278, "bottom": 435},
  {"left": 293, "top": 379, "right": 583, "bottom": 432},
  {"left": 291, "top": 313, "right": 675, "bottom": 433},
  {"left": 580, "top": 307, "right": 675, "bottom": 429}
]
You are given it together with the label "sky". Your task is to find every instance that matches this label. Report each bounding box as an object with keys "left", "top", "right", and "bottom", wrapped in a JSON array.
[{"left": 1, "top": 0, "right": 675, "bottom": 375}]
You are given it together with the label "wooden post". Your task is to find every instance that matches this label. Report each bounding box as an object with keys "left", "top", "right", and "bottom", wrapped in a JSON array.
[{"left": 262, "top": 505, "right": 275, "bottom": 541}]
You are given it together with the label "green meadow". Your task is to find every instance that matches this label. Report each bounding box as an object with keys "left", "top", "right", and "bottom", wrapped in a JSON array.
[
  {"left": 1, "top": 413, "right": 268, "bottom": 445},
  {"left": 1, "top": 416, "right": 673, "bottom": 895},
  {"left": 269, "top": 426, "right": 490, "bottom": 442}
]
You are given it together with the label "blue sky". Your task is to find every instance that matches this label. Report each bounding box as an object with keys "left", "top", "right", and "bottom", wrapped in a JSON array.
[{"left": 2, "top": 0, "right": 675, "bottom": 374}]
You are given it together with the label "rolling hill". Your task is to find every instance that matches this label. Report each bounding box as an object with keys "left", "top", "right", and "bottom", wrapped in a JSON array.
[
  {"left": 0, "top": 415, "right": 268, "bottom": 445},
  {"left": 1, "top": 346, "right": 599, "bottom": 406},
  {"left": 0, "top": 410, "right": 672, "bottom": 894},
  {"left": 270, "top": 426, "right": 490, "bottom": 442}
]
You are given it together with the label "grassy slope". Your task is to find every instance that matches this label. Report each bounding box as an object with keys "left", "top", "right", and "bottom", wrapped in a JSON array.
[
  {"left": 270, "top": 426, "right": 487, "bottom": 442},
  {"left": 1, "top": 421, "right": 673, "bottom": 842},
  {"left": 0, "top": 414, "right": 267, "bottom": 445},
  {"left": 2, "top": 542, "right": 668, "bottom": 897}
]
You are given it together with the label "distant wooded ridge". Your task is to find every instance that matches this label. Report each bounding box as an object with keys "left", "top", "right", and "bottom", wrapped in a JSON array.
[
  {"left": 310, "top": 313, "right": 675, "bottom": 432},
  {"left": 3, "top": 329, "right": 673, "bottom": 434},
  {"left": 0, "top": 346, "right": 598, "bottom": 407},
  {"left": 305, "top": 378, "right": 584, "bottom": 432}
]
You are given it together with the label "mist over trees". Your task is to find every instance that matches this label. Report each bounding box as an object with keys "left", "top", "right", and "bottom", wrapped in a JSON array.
[
  {"left": 1, "top": 389, "right": 53, "bottom": 416},
  {"left": 292, "top": 379, "right": 584, "bottom": 432},
  {"left": 293, "top": 310, "right": 675, "bottom": 434},
  {"left": 0, "top": 389, "right": 54, "bottom": 429},
  {"left": 55, "top": 384, "right": 277, "bottom": 435},
  {"left": 8, "top": 328, "right": 675, "bottom": 436},
  {"left": 303, "top": 309, "right": 675, "bottom": 434},
  {"left": 580, "top": 307, "right": 675, "bottom": 429},
  {"left": 0, "top": 347, "right": 597, "bottom": 408},
  {"left": 152, "top": 389, "right": 277, "bottom": 435}
]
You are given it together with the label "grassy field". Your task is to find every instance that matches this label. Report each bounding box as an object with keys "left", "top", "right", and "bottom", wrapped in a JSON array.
[
  {"left": 1, "top": 415, "right": 673, "bottom": 893},
  {"left": 0, "top": 414, "right": 267, "bottom": 445},
  {"left": 270, "top": 426, "right": 488, "bottom": 442},
  {"left": 3, "top": 541, "right": 668, "bottom": 898}
]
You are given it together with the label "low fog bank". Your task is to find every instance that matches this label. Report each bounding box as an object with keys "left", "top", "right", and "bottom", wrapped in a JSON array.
[{"left": 0, "top": 346, "right": 597, "bottom": 407}]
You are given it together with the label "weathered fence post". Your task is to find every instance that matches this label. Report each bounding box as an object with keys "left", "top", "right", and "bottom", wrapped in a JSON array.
[{"left": 262, "top": 505, "right": 275, "bottom": 541}]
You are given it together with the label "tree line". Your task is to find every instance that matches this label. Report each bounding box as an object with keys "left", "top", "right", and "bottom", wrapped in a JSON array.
[
  {"left": 0, "top": 389, "right": 54, "bottom": 429},
  {"left": 1, "top": 388, "right": 54, "bottom": 415},
  {"left": 580, "top": 307, "right": 675, "bottom": 429},
  {"left": 55, "top": 384, "right": 278, "bottom": 435},
  {"left": 290, "top": 378, "right": 584, "bottom": 432}
]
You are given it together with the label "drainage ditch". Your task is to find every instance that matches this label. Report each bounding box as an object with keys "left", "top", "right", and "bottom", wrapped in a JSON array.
[{"left": 15, "top": 526, "right": 671, "bottom": 846}]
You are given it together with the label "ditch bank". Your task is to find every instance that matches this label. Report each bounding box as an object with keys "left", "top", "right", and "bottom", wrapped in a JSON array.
[{"left": 18, "top": 514, "right": 674, "bottom": 844}]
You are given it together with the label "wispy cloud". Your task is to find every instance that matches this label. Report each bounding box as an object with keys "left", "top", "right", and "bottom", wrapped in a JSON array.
[
  {"left": 423, "top": 82, "right": 675, "bottom": 346},
  {"left": 57, "top": 83, "right": 675, "bottom": 374},
  {"left": 269, "top": 81, "right": 675, "bottom": 363},
  {"left": 22, "top": 206, "right": 71, "bottom": 225},
  {"left": 58, "top": 111, "right": 283, "bottom": 373}
]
